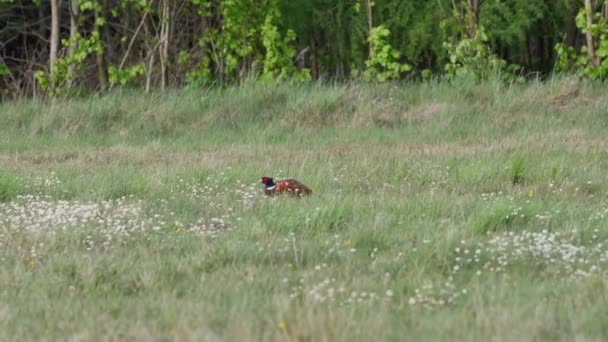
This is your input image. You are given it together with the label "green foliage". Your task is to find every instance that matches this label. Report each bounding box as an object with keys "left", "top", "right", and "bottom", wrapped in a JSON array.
[
  {"left": 443, "top": 27, "right": 519, "bottom": 82},
  {"left": 374, "top": 1, "right": 444, "bottom": 70},
  {"left": 174, "top": 0, "right": 214, "bottom": 88},
  {"left": 36, "top": 31, "right": 104, "bottom": 95},
  {"left": 187, "top": 0, "right": 268, "bottom": 83},
  {"left": 35, "top": 9, "right": 106, "bottom": 96},
  {"left": 420, "top": 69, "right": 432, "bottom": 80},
  {"left": 555, "top": 7, "right": 608, "bottom": 80},
  {"left": 187, "top": 0, "right": 310, "bottom": 85},
  {"left": 79, "top": 0, "right": 102, "bottom": 12},
  {"left": 555, "top": 43, "right": 584, "bottom": 74},
  {"left": 0, "top": 64, "right": 9, "bottom": 77},
  {"left": 209, "top": 0, "right": 261, "bottom": 81},
  {"left": 185, "top": 55, "right": 213, "bottom": 87},
  {"left": 480, "top": 0, "right": 545, "bottom": 47},
  {"left": 260, "top": 0, "right": 310, "bottom": 81},
  {"left": 108, "top": 64, "right": 145, "bottom": 86},
  {"left": 363, "top": 25, "right": 411, "bottom": 82},
  {"left": 190, "top": 0, "right": 211, "bottom": 16}
]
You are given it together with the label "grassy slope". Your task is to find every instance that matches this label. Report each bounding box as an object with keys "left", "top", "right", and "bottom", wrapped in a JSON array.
[{"left": 1, "top": 78, "right": 608, "bottom": 340}]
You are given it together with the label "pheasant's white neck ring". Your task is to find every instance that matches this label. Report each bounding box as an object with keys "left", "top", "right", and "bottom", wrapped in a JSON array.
[{"left": 266, "top": 185, "right": 276, "bottom": 190}]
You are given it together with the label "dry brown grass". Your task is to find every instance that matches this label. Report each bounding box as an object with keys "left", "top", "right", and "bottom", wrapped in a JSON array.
[{"left": 3, "top": 129, "right": 607, "bottom": 175}]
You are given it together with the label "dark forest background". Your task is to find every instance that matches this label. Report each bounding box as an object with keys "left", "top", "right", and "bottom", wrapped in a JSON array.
[{"left": 1, "top": 0, "right": 607, "bottom": 98}]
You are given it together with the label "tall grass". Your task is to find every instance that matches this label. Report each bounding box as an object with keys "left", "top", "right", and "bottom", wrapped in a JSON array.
[
  {"left": 0, "top": 78, "right": 608, "bottom": 340},
  {"left": 0, "top": 76, "right": 603, "bottom": 140}
]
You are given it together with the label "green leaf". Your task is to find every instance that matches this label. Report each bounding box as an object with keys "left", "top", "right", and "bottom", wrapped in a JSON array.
[{"left": 0, "top": 64, "right": 9, "bottom": 77}]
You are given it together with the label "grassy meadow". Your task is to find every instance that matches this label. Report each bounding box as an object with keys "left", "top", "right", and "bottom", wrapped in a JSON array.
[{"left": 1, "top": 78, "right": 608, "bottom": 340}]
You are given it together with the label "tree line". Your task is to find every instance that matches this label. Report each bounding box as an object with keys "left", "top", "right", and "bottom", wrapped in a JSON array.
[{"left": 1, "top": 0, "right": 607, "bottom": 98}]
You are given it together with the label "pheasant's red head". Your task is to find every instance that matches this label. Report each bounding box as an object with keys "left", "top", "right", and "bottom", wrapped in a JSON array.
[{"left": 261, "top": 176, "right": 274, "bottom": 186}]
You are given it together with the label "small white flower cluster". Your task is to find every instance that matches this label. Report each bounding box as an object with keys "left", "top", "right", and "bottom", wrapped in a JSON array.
[
  {"left": 234, "top": 182, "right": 262, "bottom": 207},
  {"left": 0, "top": 194, "right": 160, "bottom": 252},
  {"left": 507, "top": 206, "right": 525, "bottom": 220},
  {"left": 281, "top": 234, "right": 393, "bottom": 307},
  {"left": 427, "top": 166, "right": 451, "bottom": 196},
  {"left": 0, "top": 191, "right": 236, "bottom": 252},
  {"left": 481, "top": 191, "right": 514, "bottom": 202},
  {"left": 452, "top": 230, "right": 608, "bottom": 278},
  {"left": 547, "top": 182, "right": 564, "bottom": 194},
  {"left": 278, "top": 232, "right": 297, "bottom": 254},
  {"left": 185, "top": 216, "right": 232, "bottom": 238},
  {"left": 286, "top": 271, "right": 386, "bottom": 306},
  {"left": 172, "top": 176, "right": 262, "bottom": 209},
  {"left": 408, "top": 279, "right": 467, "bottom": 309},
  {"left": 0, "top": 174, "right": 264, "bottom": 261},
  {"left": 322, "top": 234, "right": 357, "bottom": 256},
  {"left": 480, "top": 191, "right": 565, "bottom": 224},
  {"left": 24, "top": 172, "right": 62, "bottom": 194},
  {"left": 171, "top": 176, "right": 224, "bottom": 200},
  {"left": 169, "top": 176, "right": 260, "bottom": 236},
  {"left": 0, "top": 194, "right": 145, "bottom": 235},
  {"left": 534, "top": 210, "right": 560, "bottom": 221},
  {"left": 589, "top": 207, "right": 608, "bottom": 221}
]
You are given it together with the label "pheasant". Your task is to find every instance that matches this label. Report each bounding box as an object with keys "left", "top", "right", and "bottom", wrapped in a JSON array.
[{"left": 261, "top": 176, "right": 312, "bottom": 197}]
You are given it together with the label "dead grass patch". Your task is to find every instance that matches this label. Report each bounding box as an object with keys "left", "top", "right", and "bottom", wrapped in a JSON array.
[
  {"left": 549, "top": 77, "right": 584, "bottom": 111},
  {"left": 280, "top": 92, "right": 358, "bottom": 128},
  {"left": 351, "top": 101, "right": 447, "bottom": 128},
  {"left": 402, "top": 102, "right": 447, "bottom": 123},
  {"left": 1, "top": 130, "right": 605, "bottom": 173},
  {"left": 493, "top": 110, "right": 533, "bottom": 128}
]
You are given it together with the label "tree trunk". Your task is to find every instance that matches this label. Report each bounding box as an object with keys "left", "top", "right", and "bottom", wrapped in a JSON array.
[
  {"left": 311, "top": 38, "right": 318, "bottom": 80},
  {"left": 366, "top": 0, "right": 373, "bottom": 58},
  {"left": 538, "top": 28, "right": 545, "bottom": 66},
  {"left": 95, "top": 1, "right": 109, "bottom": 90},
  {"left": 69, "top": 0, "right": 79, "bottom": 52},
  {"left": 49, "top": 0, "right": 60, "bottom": 77},
  {"left": 67, "top": 0, "right": 79, "bottom": 86},
  {"left": 143, "top": 14, "right": 156, "bottom": 92},
  {"left": 310, "top": 9, "right": 318, "bottom": 80},
  {"left": 146, "top": 51, "right": 155, "bottom": 93},
  {"left": 335, "top": 3, "right": 345, "bottom": 79},
  {"left": 525, "top": 32, "right": 532, "bottom": 68},
  {"left": 467, "top": 0, "right": 480, "bottom": 37},
  {"left": 159, "top": 0, "right": 170, "bottom": 91},
  {"left": 584, "top": 0, "right": 600, "bottom": 67}
]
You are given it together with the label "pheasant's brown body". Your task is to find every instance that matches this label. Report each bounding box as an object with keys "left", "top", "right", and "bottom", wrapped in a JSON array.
[{"left": 261, "top": 177, "right": 312, "bottom": 197}]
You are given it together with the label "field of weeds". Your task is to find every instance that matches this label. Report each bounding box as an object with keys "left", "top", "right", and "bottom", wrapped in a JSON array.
[{"left": 1, "top": 78, "right": 608, "bottom": 340}]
